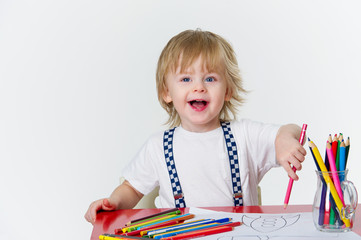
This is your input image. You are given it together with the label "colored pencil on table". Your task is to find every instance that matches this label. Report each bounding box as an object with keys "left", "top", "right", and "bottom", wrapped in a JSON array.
[
  {"left": 126, "top": 208, "right": 179, "bottom": 226},
  {"left": 284, "top": 123, "right": 307, "bottom": 209},
  {"left": 120, "top": 220, "right": 182, "bottom": 236},
  {"left": 125, "top": 209, "right": 181, "bottom": 228},
  {"left": 152, "top": 220, "right": 239, "bottom": 239},
  {"left": 144, "top": 218, "right": 228, "bottom": 236},
  {"left": 100, "top": 233, "right": 146, "bottom": 239},
  {"left": 139, "top": 219, "right": 211, "bottom": 236},
  {"left": 136, "top": 214, "right": 195, "bottom": 231},
  {"left": 308, "top": 138, "right": 350, "bottom": 227},
  {"left": 161, "top": 226, "right": 234, "bottom": 240},
  {"left": 122, "top": 214, "right": 179, "bottom": 233}
]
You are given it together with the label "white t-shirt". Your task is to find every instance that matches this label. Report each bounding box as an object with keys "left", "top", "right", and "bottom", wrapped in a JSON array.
[{"left": 122, "top": 119, "right": 280, "bottom": 207}]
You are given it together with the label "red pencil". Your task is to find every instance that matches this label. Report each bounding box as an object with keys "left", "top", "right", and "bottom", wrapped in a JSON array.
[
  {"left": 284, "top": 124, "right": 307, "bottom": 209},
  {"left": 117, "top": 220, "right": 182, "bottom": 235},
  {"left": 161, "top": 226, "right": 234, "bottom": 240},
  {"left": 126, "top": 208, "right": 179, "bottom": 226},
  {"left": 331, "top": 134, "right": 338, "bottom": 160}
]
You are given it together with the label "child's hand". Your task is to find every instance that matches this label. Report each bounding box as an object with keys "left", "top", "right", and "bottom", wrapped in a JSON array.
[
  {"left": 84, "top": 198, "right": 116, "bottom": 224},
  {"left": 275, "top": 124, "right": 307, "bottom": 181}
]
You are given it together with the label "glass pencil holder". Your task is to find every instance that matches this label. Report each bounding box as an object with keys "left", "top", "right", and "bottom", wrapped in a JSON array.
[{"left": 312, "top": 170, "right": 358, "bottom": 232}]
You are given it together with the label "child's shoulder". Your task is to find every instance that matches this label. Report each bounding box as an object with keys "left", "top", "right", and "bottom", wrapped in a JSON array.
[
  {"left": 146, "top": 129, "right": 165, "bottom": 143},
  {"left": 143, "top": 127, "right": 178, "bottom": 147},
  {"left": 230, "top": 119, "right": 280, "bottom": 134}
]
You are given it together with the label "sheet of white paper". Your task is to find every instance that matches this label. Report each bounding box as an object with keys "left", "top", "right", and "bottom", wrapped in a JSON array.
[{"left": 189, "top": 207, "right": 361, "bottom": 240}]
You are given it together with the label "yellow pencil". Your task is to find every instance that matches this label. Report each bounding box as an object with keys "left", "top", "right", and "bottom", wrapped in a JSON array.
[
  {"left": 140, "top": 219, "right": 208, "bottom": 236},
  {"left": 152, "top": 222, "right": 222, "bottom": 239},
  {"left": 122, "top": 214, "right": 178, "bottom": 233},
  {"left": 308, "top": 139, "right": 350, "bottom": 227}
]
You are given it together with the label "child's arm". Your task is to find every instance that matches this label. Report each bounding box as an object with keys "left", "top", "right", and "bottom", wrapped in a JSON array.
[
  {"left": 275, "top": 124, "right": 307, "bottom": 181},
  {"left": 84, "top": 180, "right": 144, "bottom": 224}
]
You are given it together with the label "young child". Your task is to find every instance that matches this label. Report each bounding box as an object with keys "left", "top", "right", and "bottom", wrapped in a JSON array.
[{"left": 84, "top": 29, "right": 306, "bottom": 224}]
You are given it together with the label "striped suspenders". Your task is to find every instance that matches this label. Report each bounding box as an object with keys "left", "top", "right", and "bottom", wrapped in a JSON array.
[
  {"left": 162, "top": 122, "right": 243, "bottom": 207},
  {"left": 163, "top": 127, "right": 186, "bottom": 208}
]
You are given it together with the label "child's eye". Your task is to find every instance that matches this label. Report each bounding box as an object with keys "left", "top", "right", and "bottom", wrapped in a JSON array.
[
  {"left": 182, "top": 77, "right": 191, "bottom": 82},
  {"left": 205, "top": 77, "right": 215, "bottom": 82}
]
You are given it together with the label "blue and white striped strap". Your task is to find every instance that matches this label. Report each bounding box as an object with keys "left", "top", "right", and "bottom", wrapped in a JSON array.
[
  {"left": 163, "top": 127, "right": 186, "bottom": 208},
  {"left": 221, "top": 122, "right": 243, "bottom": 206}
]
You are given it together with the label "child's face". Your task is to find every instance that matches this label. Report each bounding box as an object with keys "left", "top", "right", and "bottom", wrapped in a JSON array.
[{"left": 163, "top": 55, "right": 230, "bottom": 132}]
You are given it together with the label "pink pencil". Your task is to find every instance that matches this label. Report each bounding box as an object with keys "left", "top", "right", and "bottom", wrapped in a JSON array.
[
  {"left": 284, "top": 124, "right": 307, "bottom": 209},
  {"left": 326, "top": 141, "right": 345, "bottom": 206},
  {"left": 161, "top": 226, "right": 234, "bottom": 240}
]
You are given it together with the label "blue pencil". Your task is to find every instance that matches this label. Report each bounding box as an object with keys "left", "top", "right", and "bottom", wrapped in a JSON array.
[
  {"left": 153, "top": 220, "right": 234, "bottom": 239},
  {"left": 138, "top": 213, "right": 193, "bottom": 229},
  {"left": 309, "top": 142, "right": 342, "bottom": 226},
  {"left": 146, "top": 218, "right": 231, "bottom": 236},
  {"left": 318, "top": 149, "right": 328, "bottom": 226},
  {"left": 339, "top": 140, "right": 346, "bottom": 181},
  {"left": 345, "top": 137, "right": 350, "bottom": 167}
]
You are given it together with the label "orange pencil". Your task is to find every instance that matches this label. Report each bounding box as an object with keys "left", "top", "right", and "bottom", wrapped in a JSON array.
[
  {"left": 161, "top": 226, "right": 234, "bottom": 240},
  {"left": 122, "top": 214, "right": 179, "bottom": 232},
  {"left": 126, "top": 208, "right": 179, "bottom": 226},
  {"left": 119, "top": 220, "right": 181, "bottom": 236}
]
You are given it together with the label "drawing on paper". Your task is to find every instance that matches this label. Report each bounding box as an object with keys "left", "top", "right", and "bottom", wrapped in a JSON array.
[
  {"left": 217, "top": 214, "right": 301, "bottom": 240},
  {"left": 241, "top": 214, "right": 301, "bottom": 232}
]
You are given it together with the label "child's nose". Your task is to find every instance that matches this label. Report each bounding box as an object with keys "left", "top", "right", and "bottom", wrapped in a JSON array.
[{"left": 192, "top": 80, "right": 206, "bottom": 93}]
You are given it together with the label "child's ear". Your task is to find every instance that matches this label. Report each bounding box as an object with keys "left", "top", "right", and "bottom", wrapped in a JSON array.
[
  {"left": 225, "top": 88, "right": 232, "bottom": 101},
  {"left": 162, "top": 88, "right": 173, "bottom": 103}
]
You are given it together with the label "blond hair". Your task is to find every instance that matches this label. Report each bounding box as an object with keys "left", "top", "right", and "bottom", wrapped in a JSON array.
[{"left": 156, "top": 29, "right": 247, "bottom": 127}]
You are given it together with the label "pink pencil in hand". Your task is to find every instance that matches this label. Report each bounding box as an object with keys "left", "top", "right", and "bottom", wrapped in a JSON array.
[{"left": 284, "top": 124, "right": 307, "bottom": 209}]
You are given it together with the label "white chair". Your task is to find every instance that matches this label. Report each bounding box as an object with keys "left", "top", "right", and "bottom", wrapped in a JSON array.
[{"left": 120, "top": 177, "right": 261, "bottom": 208}]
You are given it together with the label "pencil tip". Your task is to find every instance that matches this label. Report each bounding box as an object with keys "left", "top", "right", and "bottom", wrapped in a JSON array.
[
  {"left": 307, "top": 137, "right": 310, "bottom": 141},
  {"left": 284, "top": 204, "right": 288, "bottom": 209}
]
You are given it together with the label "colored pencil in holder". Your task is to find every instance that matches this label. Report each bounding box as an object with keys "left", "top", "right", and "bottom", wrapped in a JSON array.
[
  {"left": 345, "top": 137, "right": 350, "bottom": 167},
  {"left": 308, "top": 138, "right": 350, "bottom": 227}
]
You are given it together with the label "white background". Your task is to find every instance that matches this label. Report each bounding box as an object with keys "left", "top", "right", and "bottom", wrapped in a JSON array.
[{"left": 1, "top": 0, "right": 360, "bottom": 239}]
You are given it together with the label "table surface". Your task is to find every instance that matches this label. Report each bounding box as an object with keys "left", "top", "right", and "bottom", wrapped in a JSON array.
[{"left": 91, "top": 204, "right": 361, "bottom": 239}]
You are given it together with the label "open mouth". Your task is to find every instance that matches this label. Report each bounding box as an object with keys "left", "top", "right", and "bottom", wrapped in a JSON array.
[{"left": 188, "top": 100, "right": 208, "bottom": 111}]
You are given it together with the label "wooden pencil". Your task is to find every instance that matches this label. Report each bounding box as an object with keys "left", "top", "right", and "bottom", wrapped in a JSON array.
[
  {"left": 283, "top": 123, "right": 307, "bottom": 209},
  {"left": 126, "top": 208, "right": 179, "bottom": 226},
  {"left": 345, "top": 137, "right": 350, "bottom": 167},
  {"left": 161, "top": 226, "right": 234, "bottom": 240},
  {"left": 308, "top": 138, "right": 350, "bottom": 227},
  {"left": 122, "top": 214, "right": 179, "bottom": 233}
]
